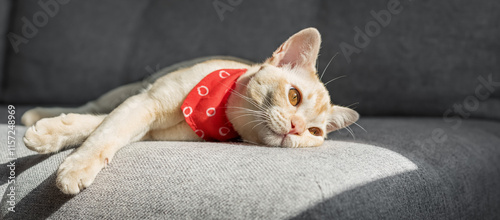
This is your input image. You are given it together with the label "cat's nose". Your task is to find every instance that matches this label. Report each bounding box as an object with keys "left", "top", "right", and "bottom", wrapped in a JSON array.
[{"left": 289, "top": 116, "right": 305, "bottom": 135}]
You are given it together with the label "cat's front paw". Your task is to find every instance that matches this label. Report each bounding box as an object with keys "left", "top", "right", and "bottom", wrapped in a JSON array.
[
  {"left": 56, "top": 154, "right": 105, "bottom": 195},
  {"left": 23, "top": 117, "right": 66, "bottom": 154}
]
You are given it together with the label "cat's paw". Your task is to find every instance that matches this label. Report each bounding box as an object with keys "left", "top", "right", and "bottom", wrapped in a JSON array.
[
  {"left": 21, "top": 107, "right": 67, "bottom": 126},
  {"left": 56, "top": 154, "right": 105, "bottom": 195},
  {"left": 21, "top": 108, "right": 45, "bottom": 126},
  {"left": 23, "top": 114, "right": 74, "bottom": 154}
]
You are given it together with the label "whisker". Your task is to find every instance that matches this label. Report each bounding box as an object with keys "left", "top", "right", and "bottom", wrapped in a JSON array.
[
  {"left": 243, "top": 139, "right": 260, "bottom": 145},
  {"left": 226, "top": 107, "right": 272, "bottom": 120},
  {"left": 226, "top": 107, "right": 266, "bottom": 115},
  {"left": 227, "top": 112, "right": 270, "bottom": 123},
  {"left": 324, "top": 75, "right": 346, "bottom": 86},
  {"left": 230, "top": 90, "right": 266, "bottom": 112},
  {"left": 344, "top": 118, "right": 367, "bottom": 133},
  {"left": 234, "top": 81, "right": 273, "bottom": 109},
  {"left": 234, "top": 81, "right": 249, "bottom": 88},
  {"left": 335, "top": 128, "right": 344, "bottom": 135},
  {"left": 226, "top": 113, "right": 261, "bottom": 124},
  {"left": 353, "top": 122, "right": 367, "bottom": 133},
  {"left": 320, "top": 52, "right": 339, "bottom": 81},
  {"left": 344, "top": 126, "right": 356, "bottom": 139},
  {"left": 251, "top": 121, "right": 267, "bottom": 131},
  {"left": 345, "top": 102, "right": 359, "bottom": 109},
  {"left": 214, "top": 81, "right": 265, "bottom": 112},
  {"left": 241, "top": 119, "right": 267, "bottom": 128}
]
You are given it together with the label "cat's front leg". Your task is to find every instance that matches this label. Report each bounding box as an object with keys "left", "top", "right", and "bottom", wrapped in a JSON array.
[
  {"left": 24, "top": 114, "right": 106, "bottom": 154},
  {"left": 56, "top": 92, "right": 160, "bottom": 194}
]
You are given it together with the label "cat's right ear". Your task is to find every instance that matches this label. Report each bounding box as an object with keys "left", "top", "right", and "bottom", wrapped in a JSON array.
[
  {"left": 265, "top": 27, "right": 321, "bottom": 72},
  {"left": 326, "top": 105, "right": 360, "bottom": 133}
]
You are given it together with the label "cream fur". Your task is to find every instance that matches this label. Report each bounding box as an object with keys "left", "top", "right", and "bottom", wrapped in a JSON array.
[{"left": 22, "top": 27, "right": 359, "bottom": 195}]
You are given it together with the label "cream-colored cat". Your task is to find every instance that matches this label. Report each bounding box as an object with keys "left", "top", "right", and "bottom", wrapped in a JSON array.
[{"left": 22, "top": 27, "right": 359, "bottom": 194}]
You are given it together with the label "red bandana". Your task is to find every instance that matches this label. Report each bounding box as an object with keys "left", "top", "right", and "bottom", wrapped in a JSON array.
[{"left": 181, "top": 68, "right": 247, "bottom": 141}]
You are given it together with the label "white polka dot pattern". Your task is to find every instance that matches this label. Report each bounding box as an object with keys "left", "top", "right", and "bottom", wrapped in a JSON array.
[
  {"left": 197, "top": 85, "right": 209, "bottom": 96},
  {"left": 195, "top": 129, "right": 204, "bottom": 139},
  {"left": 182, "top": 106, "right": 193, "bottom": 117},
  {"left": 219, "top": 127, "right": 230, "bottom": 136},
  {"left": 219, "top": 70, "right": 231, "bottom": 78},
  {"left": 206, "top": 107, "right": 216, "bottom": 117}
]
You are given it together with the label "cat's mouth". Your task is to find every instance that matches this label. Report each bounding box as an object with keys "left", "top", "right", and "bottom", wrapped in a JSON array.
[
  {"left": 266, "top": 125, "right": 289, "bottom": 147},
  {"left": 280, "top": 135, "right": 288, "bottom": 146}
]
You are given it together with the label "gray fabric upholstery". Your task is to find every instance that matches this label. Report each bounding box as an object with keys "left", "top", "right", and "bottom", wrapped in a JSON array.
[
  {"left": 2, "top": 0, "right": 318, "bottom": 105},
  {"left": 1, "top": 118, "right": 499, "bottom": 219},
  {"left": 1, "top": 0, "right": 499, "bottom": 119},
  {"left": 1, "top": 1, "right": 499, "bottom": 219},
  {"left": 0, "top": 0, "right": 11, "bottom": 94}
]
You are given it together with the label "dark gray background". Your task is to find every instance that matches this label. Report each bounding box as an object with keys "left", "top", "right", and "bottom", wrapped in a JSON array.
[
  {"left": 0, "top": 0, "right": 10, "bottom": 92},
  {"left": 0, "top": 0, "right": 499, "bottom": 119}
]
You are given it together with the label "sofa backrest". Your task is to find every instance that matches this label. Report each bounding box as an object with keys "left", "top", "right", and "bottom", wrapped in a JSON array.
[
  {"left": 0, "top": 0, "right": 11, "bottom": 95},
  {"left": 1, "top": 0, "right": 499, "bottom": 119}
]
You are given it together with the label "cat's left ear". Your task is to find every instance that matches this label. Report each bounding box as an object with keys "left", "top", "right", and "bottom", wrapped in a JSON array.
[
  {"left": 265, "top": 27, "right": 321, "bottom": 72},
  {"left": 326, "top": 105, "right": 359, "bottom": 133}
]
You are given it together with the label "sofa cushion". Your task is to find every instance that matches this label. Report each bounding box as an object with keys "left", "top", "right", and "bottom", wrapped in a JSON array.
[
  {"left": 2, "top": 0, "right": 499, "bottom": 119},
  {"left": 1, "top": 117, "right": 499, "bottom": 219},
  {"left": 1, "top": 0, "right": 320, "bottom": 105},
  {"left": 318, "top": 1, "right": 500, "bottom": 119}
]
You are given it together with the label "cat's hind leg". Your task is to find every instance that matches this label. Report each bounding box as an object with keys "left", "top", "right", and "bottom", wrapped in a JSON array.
[
  {"left": 21, "top": 81, "right": 148, "bottom": 126},
  {"left": 23, "top": 114, "right": 106, "bottom": 154}
]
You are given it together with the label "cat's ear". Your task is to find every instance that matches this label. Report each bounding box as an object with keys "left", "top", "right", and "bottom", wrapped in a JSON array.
[
  {"left": 326, "top": 105, "right": 359, "bottom": 133},
  {"left": 265, "top": 27, "right": 321, "bottom": 72}
]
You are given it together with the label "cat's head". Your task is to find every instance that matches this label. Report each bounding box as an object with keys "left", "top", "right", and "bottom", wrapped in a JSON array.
[{"left": 227, "top": 27, "right": 359, "bottom": 148}]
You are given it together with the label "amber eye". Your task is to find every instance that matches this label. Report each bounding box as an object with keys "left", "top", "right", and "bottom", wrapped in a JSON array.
[
  {"left": 308, "top": 127, "right": 323, "bottom": 136},
  {"left": 288, "top": 87, "right": 301, "bottom": 106}
]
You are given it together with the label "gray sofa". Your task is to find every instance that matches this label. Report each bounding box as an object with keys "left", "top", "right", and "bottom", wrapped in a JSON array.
[{"left": 1, "top": 0, "right": 499, "bottom": 219}]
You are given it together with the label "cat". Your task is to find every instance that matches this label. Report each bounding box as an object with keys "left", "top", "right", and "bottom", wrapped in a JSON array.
[{"left": 21, "top": 27, "right": 359, "bottom": 195}]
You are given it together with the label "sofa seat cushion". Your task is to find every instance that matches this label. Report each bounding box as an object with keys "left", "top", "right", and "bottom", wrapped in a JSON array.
[{"left": 1, "top": 117, "right": 499, "bottom": 219}]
